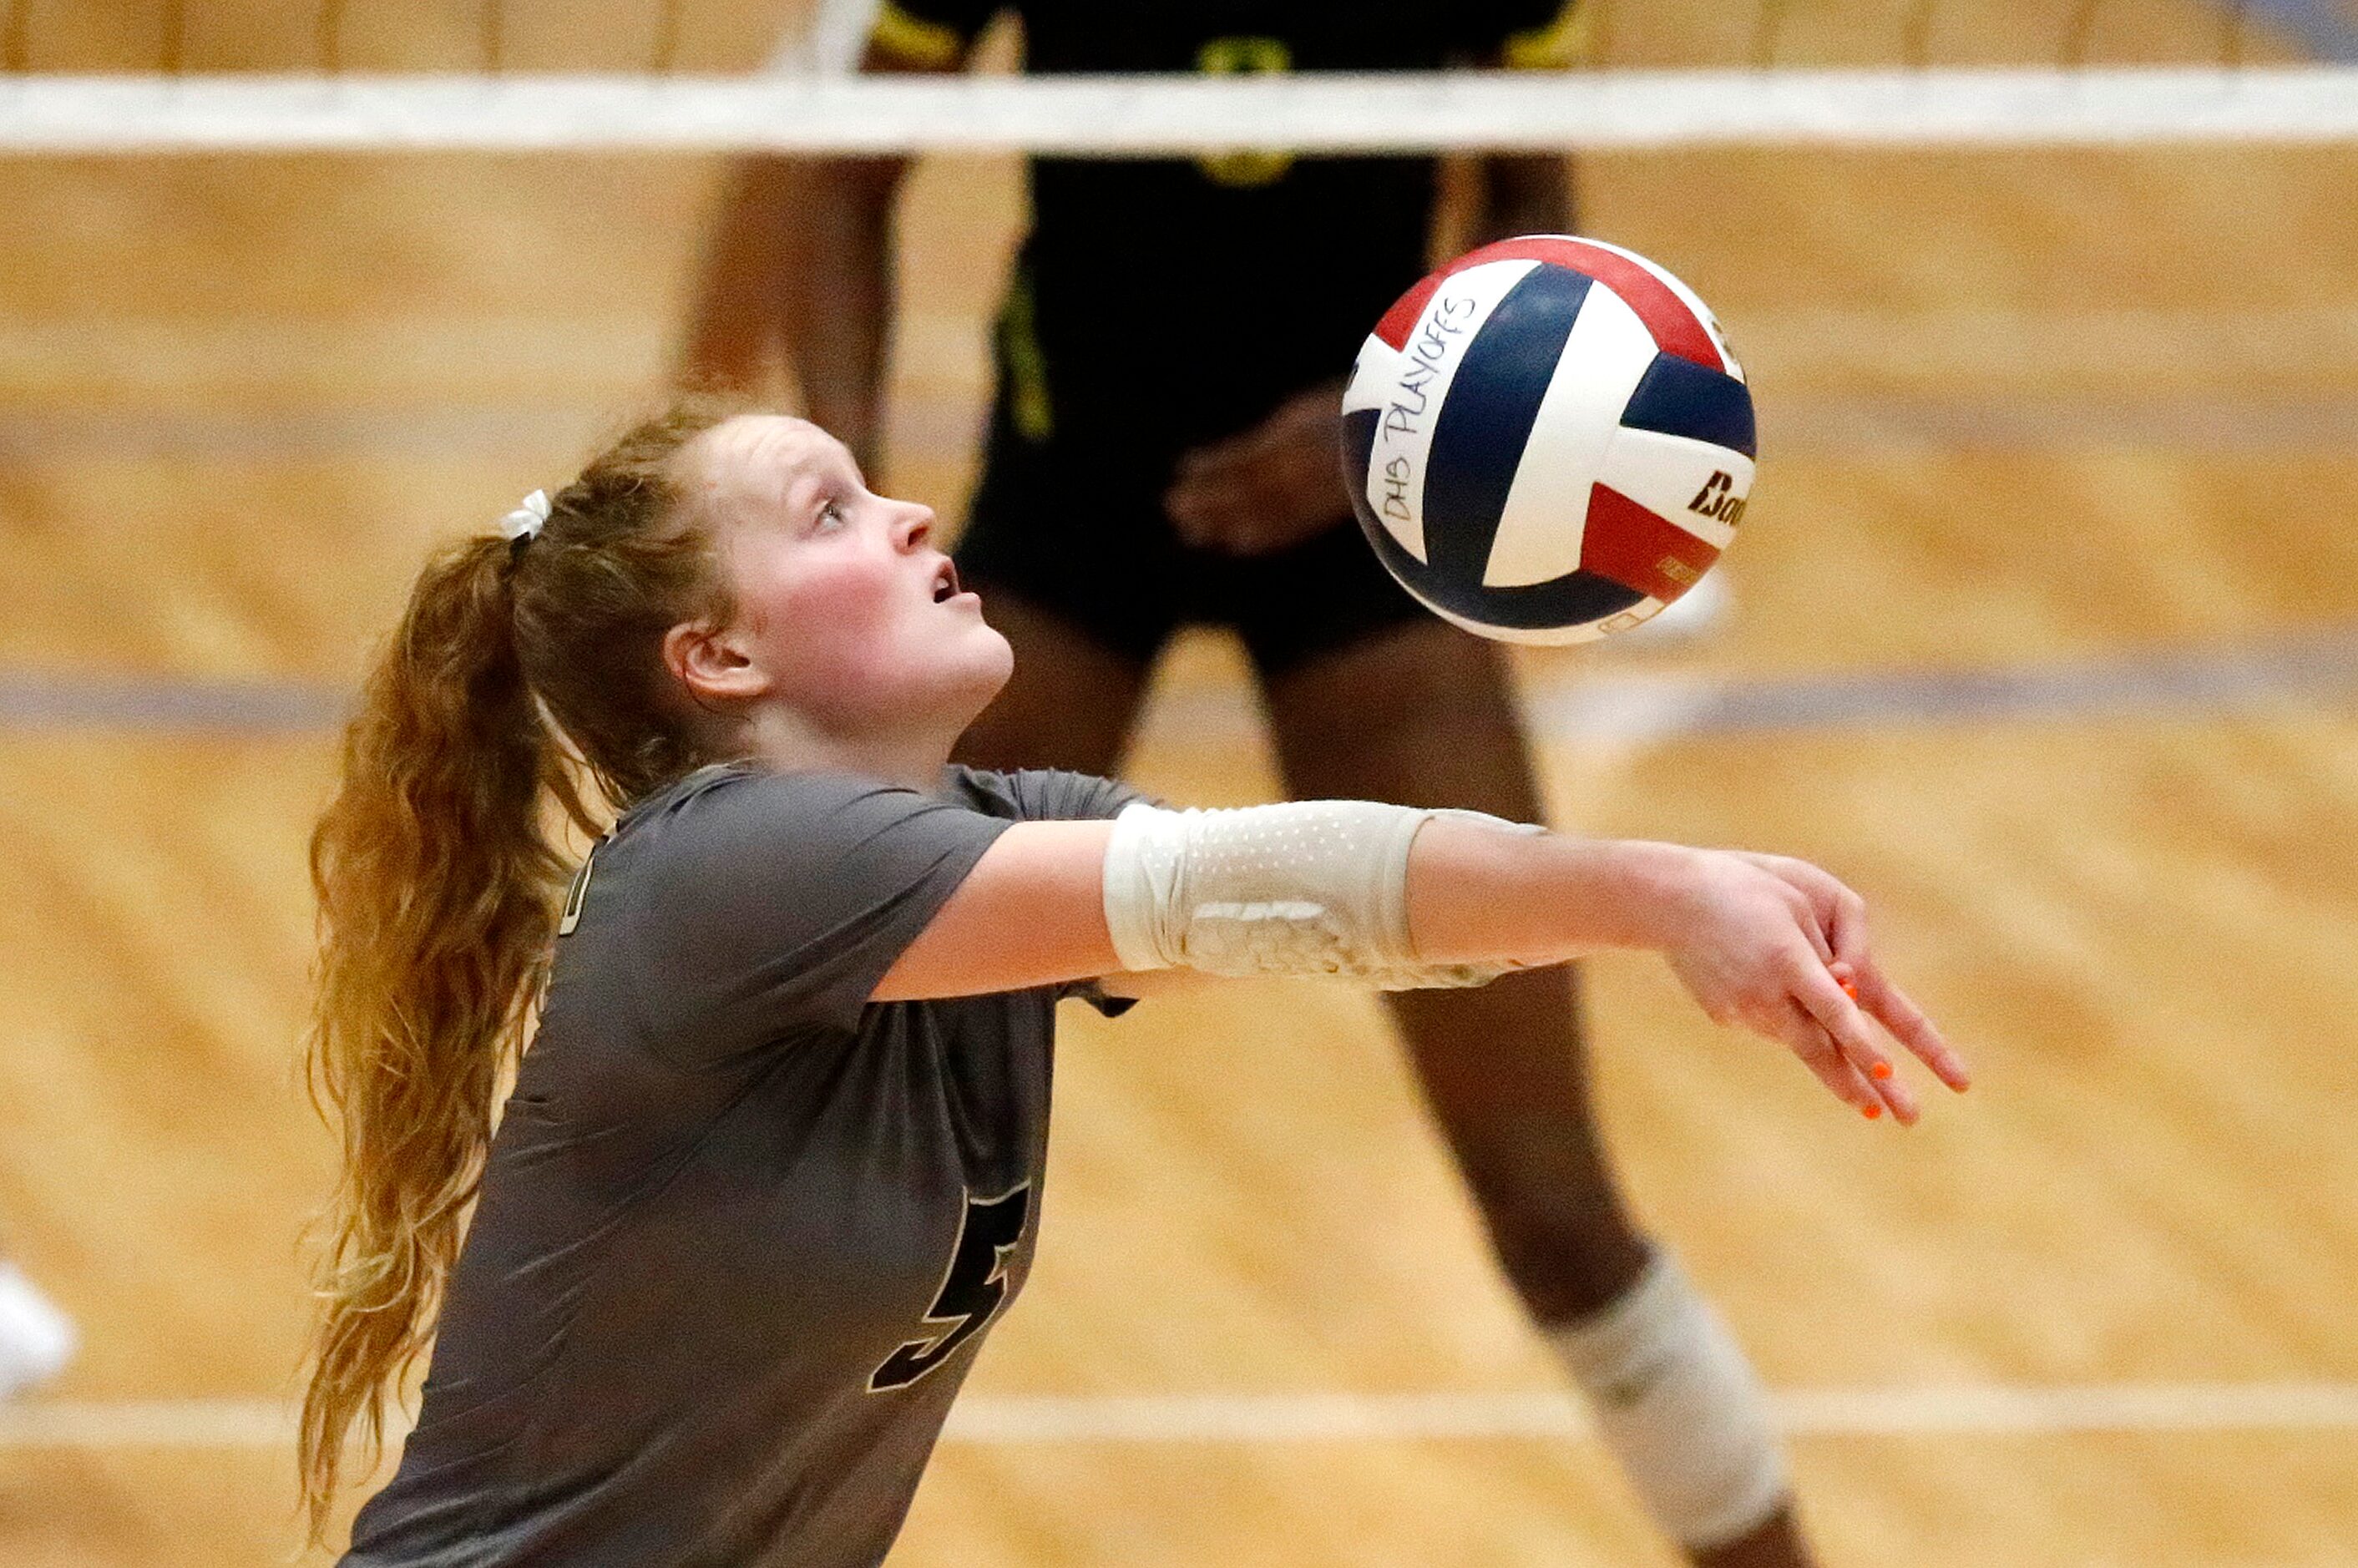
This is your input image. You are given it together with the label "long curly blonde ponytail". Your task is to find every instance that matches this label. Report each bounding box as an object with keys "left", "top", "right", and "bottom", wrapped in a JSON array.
[{"left": 299, "top": 400, "right": 738, "bottom": 1539}]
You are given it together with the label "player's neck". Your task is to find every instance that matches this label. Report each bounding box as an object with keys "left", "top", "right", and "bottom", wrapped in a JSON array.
[{"left": 731, "top": 703, "right": 955, "bottom": 795}]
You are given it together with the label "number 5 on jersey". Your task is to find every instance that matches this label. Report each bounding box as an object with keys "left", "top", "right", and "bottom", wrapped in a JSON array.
[{"left": 868, "top": 1184, "right": 1031, "bottom": 1392}]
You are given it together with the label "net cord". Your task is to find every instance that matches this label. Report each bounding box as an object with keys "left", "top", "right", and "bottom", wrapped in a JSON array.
[{"left": 0, "top": 68, "right": 2351, "bottom": 154}]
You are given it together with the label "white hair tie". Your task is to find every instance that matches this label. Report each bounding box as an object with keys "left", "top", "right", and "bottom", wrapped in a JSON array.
[{"left": 500, "top": 489, "right": 551, "bottom": 544}]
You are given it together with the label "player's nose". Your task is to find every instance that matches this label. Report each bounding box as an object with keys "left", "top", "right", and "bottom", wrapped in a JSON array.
[{"left": 890, "top": 503, "right": 934, "bottom": 553}]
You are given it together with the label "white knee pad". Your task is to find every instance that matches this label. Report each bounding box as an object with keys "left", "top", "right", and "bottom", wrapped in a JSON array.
[
  {"left": 0, "top": 1262, "right": 76, "bottom": 1400},
  {"left": 1100, "top": 800, "right": 1538, "bottom": 989},
  {"left": 1546, "top": 1250, "right": 1791, "bottom": 1550}
]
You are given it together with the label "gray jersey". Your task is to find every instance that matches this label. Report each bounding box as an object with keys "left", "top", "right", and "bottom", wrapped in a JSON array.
[{"left": 343, "top": 763, "right": 1141, "bottom": 1568}]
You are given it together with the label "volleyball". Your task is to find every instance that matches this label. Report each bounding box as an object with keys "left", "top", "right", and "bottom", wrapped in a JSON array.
[{"left": 1342, "top": 235, "right": 1754, "bottom": 644}]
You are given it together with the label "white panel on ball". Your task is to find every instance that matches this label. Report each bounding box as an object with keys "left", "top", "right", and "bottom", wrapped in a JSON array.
[
  {"left": 1596, "top": 428, "right": 1753, "bottom": 551},
  {"left": 1353, "top": 258, "right": 1536, "bottom": 566},
  {"left": 1339, "top": 335, "right": 1398, "bottom": 415},
  {"left": 1479, "top": 282, "right": 1657, "bottom": 589},
  {"left": 1566, "top": 235, "right": 1747, "bottom": 382},
  {"left": 1401, "top": 585, "right": 1663, "bottom": 647}
]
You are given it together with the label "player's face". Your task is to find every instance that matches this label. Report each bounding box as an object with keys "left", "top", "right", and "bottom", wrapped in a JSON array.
[{"left": 682, "top": 415, "right": 1011, "bottom": 738}]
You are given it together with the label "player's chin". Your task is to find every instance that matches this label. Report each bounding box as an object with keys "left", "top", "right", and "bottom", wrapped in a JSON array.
[{"left": 946, "top": 624, "right": 1016, "bottom": 706}]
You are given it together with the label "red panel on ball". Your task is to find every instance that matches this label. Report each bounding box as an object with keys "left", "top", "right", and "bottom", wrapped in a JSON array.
[
  {"left": 1448, "top": 236, "right": 1723, "bottom": 372},
  {"left": 1580, "top": 484, "right": 1722, "bottom": 604},
  {"left": 1371, "top": 271, "right": 1445, "bottom": 352}
]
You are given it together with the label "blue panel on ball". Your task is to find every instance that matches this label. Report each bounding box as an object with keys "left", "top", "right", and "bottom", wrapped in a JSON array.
[
  {"left": 1359, "top": 517, "right": 1647, "bottom": 631},
  {"left": 1419, "top": 264, "right": 1592, "bottom": 588},
  {"left": 1618, "top": 352, "right": 1756, "bottom": 459},
  {"left": 1350, "top": 266, "right": 1652, "bottom": 635},
  {"left": 1480, "top": 570, "right": 1649, "bottom": 627}
]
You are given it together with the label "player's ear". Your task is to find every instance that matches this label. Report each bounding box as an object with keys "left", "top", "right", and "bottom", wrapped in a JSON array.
[{"left": 663, "top": 619, "right": 770, "bottom": 705}]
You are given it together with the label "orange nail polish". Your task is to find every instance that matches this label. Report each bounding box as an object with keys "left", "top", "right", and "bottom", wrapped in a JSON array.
[
  {"left": 1862, "top": 1103, "right": 1882, "bottom": 1119},
  {"left": 1870, "top": 1060, "right": 1894, "bottom": 1080},
  {"left": 1839, "top": 980, "right": 1859, "bottom": 1000}
]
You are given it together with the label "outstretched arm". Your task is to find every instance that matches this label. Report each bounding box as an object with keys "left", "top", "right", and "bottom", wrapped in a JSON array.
[
  {"left": 1401, "top": 815, "right": 1967, "bottom": 1120},
  {"left": 871, "top": 809, "right": 1966, "bottom": 1121}
]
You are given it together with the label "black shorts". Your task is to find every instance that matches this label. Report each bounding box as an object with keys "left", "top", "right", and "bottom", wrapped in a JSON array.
[{"left": 952, "top": 400, "right": 1428, "bottom": 678}]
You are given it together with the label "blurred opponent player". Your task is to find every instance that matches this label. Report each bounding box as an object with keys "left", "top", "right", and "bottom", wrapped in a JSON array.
[{"left": 683, "top": 5, "right": 1805, "bottom": 1562}]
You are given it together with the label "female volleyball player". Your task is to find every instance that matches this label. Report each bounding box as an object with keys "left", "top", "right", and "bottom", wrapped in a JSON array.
[
  {"left": 300, "top": 404, "right": 1963, "bottom": 1565},
  {"left": 680, "top": 3, "right": 1786, "bottom": 1563}
]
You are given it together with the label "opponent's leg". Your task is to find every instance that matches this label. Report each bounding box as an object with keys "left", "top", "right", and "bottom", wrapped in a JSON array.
[
  {"left": 1258, "top": 618, "right": 1812, "bottom": 1568},
  {"left": 952, "top": 587, "right": 1154, "bottom": 779}
]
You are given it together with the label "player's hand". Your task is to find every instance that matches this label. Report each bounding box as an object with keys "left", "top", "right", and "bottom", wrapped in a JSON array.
[
  {"left": 1659, "top": 849, "right": 1969, "bottom": 1124},
  {"left": 1163, "top": 382, "right": 1352, "bottom": 555}
]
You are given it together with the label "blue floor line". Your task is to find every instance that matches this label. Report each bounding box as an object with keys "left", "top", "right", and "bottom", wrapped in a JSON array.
[
  {"left": 7, "top": 625, "right": 2357, "bottom": 741},
  {"left": 0, "top": 674, "right": 347, "bottom": 733},
  {"left": 1525, "top": 624, "right": 2358, "bottom": 741},
  {"left": 2243, "top": 0, "right": 2358, "bottom": 61}
]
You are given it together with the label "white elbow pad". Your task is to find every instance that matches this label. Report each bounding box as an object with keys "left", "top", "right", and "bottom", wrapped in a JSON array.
[{"left": 1100, "top": 800, "right": 1540, "bottom": 989}]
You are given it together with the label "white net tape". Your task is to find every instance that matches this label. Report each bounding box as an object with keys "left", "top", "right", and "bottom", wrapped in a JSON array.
[{"left": 1, "top": 68, "right": 2354, "bottom": 153}]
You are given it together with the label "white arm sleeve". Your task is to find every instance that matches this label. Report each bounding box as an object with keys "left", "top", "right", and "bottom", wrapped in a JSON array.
[{"left": 1100, "top": 800, "right": 1542, "bottom": 989}]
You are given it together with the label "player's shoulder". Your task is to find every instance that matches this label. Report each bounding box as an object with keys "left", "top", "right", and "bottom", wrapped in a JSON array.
[
  {"left": 611, "top": 761, "right": 1131, "bottom": 849},
  {"left": 612, "top": 764, "right": 970, "bottom": 880},
  {"left": 624, "top": 761, "right": 908, "bottom": 827},
  {"left": 947, "top": 764, "right": 1147, "bottom": 825}
]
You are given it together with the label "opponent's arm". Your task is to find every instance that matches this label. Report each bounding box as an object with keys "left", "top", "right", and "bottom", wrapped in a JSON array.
[
  {"left": 1460, "top": 1, "right": 1581, "bottom": 250},
  {"left": 676, "top": 35, "right": 961, "bottom": 470},
  {"left": 1468, "top": 152, "right": 1575, "bottom": 245},
  {"left": 871, "top": 807, "right": 1967, "bottom": 1120}
]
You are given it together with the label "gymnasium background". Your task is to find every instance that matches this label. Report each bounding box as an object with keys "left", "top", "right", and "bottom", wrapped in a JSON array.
[{"left": 3, "top": 1, "right": 2356, "bottom": 1563}]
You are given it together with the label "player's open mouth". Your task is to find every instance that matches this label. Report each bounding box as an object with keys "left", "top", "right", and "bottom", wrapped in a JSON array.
[{"left": 931, "top": 561, "right": 964, "bottom": 603}]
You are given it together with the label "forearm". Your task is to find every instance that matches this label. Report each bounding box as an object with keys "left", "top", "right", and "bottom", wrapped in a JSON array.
[
  {"left": 678, "top": 153, "right": 903, "bottom": 470},
  {"left": 1404, "top": 817, "right": 1700, "bottom": 968},
  {"left": 780, "top": 156, "right": 905, "bottom": 473},
  {"left": 887, "top": 802, "right": 1964, "bottom": 1122},
  {"left": 681, "top": 157, "right": 793, "bottom": 393},
  {"left": 1470, "top": 153, "right": 1576, "bottom": 245}
]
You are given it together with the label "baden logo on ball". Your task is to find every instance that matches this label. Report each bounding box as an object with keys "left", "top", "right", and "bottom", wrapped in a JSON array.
[{"left": 1342, "top": 235, "right": 1754, "bottom": 645}]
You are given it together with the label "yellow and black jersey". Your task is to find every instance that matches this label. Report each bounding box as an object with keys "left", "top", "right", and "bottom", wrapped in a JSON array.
[
  {"left": 874, "top": 0, "right": 1588, "bottom": 455},
  {"left": 873, "top": 0, "right": 1587, "bottom": 74}
]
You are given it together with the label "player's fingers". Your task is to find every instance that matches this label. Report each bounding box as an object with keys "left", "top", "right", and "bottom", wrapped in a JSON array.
[
  {"left": 1778, "top": 999, "right": 1885, "bottom": 1118},
  {"left": 1182, "top": 427, "right": 1294, "bottom": 493},
  {"left": 1854, "top": 968, "right": 1972, "bottom": 1093},
  {"left": 1794, "top": 964, "right": 1919, "bottom": 1124},
  {"left": 1771, "top": 996, "right": 1864, "bottom": 1105},
  {"left": 1197, "top": 504, "right": 1288, "bottom": 556},
  {"left": 1164, "top": 478, "right": 1252, "bottom": 547},
  {"left": 1163, "top": 484, "right": 1208, "bottom": 538},
  {"left": 1171, "top": 430, "right": 1257, "bottom": 478}
]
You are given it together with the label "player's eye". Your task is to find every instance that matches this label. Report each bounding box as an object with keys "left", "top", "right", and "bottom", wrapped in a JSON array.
[{"left": 812, "top": 499, "right": 848, "bottom": 534}]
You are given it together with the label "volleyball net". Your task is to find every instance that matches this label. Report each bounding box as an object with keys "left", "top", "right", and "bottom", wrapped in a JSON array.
[{"left": 3, "top": 0, "right": 2355, "bottom": 153}]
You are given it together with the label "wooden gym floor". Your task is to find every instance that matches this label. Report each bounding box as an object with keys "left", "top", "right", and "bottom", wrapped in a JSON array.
[{"left": 2, "top": 1, "right": 2355, "bottom": 1563}]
